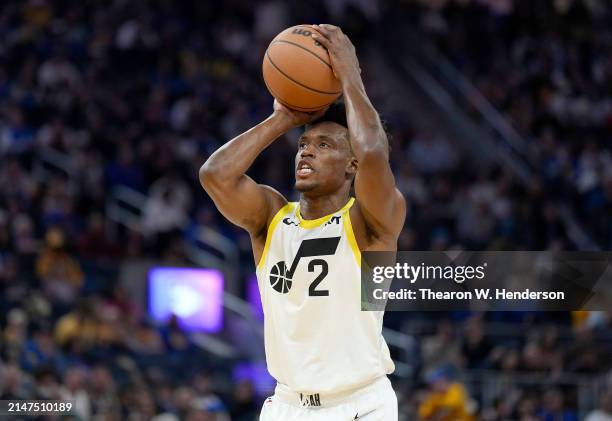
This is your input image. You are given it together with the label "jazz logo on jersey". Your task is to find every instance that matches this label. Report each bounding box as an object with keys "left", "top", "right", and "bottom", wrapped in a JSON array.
[{"left": 269, "top": 237, "right": 340, "bottom": 295}]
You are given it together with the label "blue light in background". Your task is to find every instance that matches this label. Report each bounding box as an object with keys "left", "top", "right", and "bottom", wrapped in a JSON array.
[{"left": 148, "top": 267, "right": 224, "bottom": 332}]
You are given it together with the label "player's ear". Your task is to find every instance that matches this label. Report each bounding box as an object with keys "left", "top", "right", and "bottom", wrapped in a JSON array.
[{"left": 346, "top": 157, "right": 358, "bottom": 179}]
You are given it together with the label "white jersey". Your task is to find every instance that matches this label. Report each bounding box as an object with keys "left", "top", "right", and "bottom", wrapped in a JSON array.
[{"left": 256, "top": 198, "right": 394, "bottom": 395}]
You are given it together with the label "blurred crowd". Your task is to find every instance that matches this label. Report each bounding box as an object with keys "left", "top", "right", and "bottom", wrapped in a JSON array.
[
  {"left": 0, "top": 0, "right": 611, "bottom": 420},
  {"left": 408, "top": 0, "right": 612, "bottom": 248},
  {"left": 395, "top": 312, "right": 612, "bottom": 420}
]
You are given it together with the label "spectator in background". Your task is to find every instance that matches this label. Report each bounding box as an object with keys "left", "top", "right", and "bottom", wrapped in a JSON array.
[
  {"left": 521, "top": 328, "right": 563, "bottom": 374},
  {"left": 33, "top": 367, "right": 62, "bottom": 400},
  {"left": 77, "top": 213, "right": 119, "bottom": 261},
  {"left": 515, "top": 394, "right": 540, "bottom": 421},
  {"left": 537, "top": 388, "right": 578, "bottom": 421},
  {"left": 230, "top": 380, "right": 258, "bottom": 421},
  {"left": 586, "top": 390, "right": 612, "bottom": 421},
  {"left": 59, "top": 365, "right": 92, "bottom": 420},
  {"left": 12, "top": 213, "right": 39, "bottom": 256},
  {"left": 54, "top": 298, "right": 115, "bottom": 353},
  {"left": 141, "top": 173, "right": 192, "bottom": 255},
  {"left": 89, "top": 364, "right": 121, "bottom": 416},
  {"left": 459, "top": 315, "right": 495, "bottom": 369},
  {"left": 481, "top": 395, "right": 515, "bottom": 421},
  {"left": 2, "top": 309, "right": 28, "bottom": 364},
  {"left": 418, "top": 366, "right": 474, "bottom": 421},
  {"left": 0, "top": 257, "right": 25, "bottom": 322},
  {"left": 173, "top": 386, "right": 198, "bottom": 420},
  {"left": 125, "top": 319, "right": 165, "bottom": 356},
  {"left": 20, "top": 323, "right": 66, "bottom": 373},
  {"left": 39, "top": 177, "right": 82, "bottom": 236},
  {"left": 160, "top": 314, "right": 194, "bottom": 355},
  {"left": 565, "top": 326, "right": 605, "bottom": 374},
  {"left": 0, "top": 364, "right": 29, "bottom": 400},
  {"left": 0, "top": 106, "right": 35, "bottom": 155},
  {"left": 192, "top": 372, "right": 226, "bottom": 413},
  {"left": 105, "top": 143, "right": 144, "bottom": 192},
  {"left": 421, "top": 319, "right": 461, "bottom": 374},
  {"left": 35, "top": 227, "right": 84, "bottom": 309}
]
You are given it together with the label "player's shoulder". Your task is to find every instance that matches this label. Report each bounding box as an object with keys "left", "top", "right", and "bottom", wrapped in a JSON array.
[
  {"left": 350, "top": 189, "right": 406, "bottom": 245},
  {"left": 255, "top": 184, "right": 289, "bottom": 236}
]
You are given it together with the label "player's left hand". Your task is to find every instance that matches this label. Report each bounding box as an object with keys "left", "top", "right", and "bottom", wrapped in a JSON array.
[{"left": 310, "top": 24, "right": 361, "bottom": 86}]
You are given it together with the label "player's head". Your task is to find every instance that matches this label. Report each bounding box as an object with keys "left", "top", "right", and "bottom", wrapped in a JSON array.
[{"left": 295, "top": 102, "right": 357, "bottom": 195}]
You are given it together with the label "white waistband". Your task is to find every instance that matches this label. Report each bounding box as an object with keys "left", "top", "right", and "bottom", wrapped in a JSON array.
[{"left": 273, "top": 376, "right": 388, "bottom": 408}]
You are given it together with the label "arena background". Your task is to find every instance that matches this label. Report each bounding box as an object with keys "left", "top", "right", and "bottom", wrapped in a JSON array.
[{"left": 0, "top": 0, "right": 611, "bottom": 420}]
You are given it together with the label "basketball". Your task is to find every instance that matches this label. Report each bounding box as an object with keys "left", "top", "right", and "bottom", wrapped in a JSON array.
[{"left": 263, "top": 25, "right": 342, "bottom": 112}]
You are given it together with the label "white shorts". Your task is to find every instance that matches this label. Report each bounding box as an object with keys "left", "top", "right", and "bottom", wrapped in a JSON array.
[{"left": 259, "top": 376, "right": 398, "bottom": 421}]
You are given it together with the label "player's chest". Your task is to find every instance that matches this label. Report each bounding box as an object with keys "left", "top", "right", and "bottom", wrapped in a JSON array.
[{"left": 265, "top": 221, "right": 357, "bottom": 299}]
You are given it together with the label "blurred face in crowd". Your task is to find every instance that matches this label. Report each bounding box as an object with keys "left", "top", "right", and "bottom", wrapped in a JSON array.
[
  {"left": 193, "top": 373, "right": 212, "bottom": 395},
  {"left": 91, "top": 366, "right": 114, "bottom": 392},
  {"left": 543, "top": 389, "right": 564, "bottom": 412},
  {"left": 63, "top": 367, "right": 86, "bottom": 391},
  {"left": 174, "top": 387, "right": 195, "bottom": 412},
  {"left": 431, "top": 377, "right": 450, "bottom": 393},
  {"left": 234, "top": 380, "right": 254, "bottom": 402},
  {"left": 295, "top": 122, "right": 356, "bottom": 195}
]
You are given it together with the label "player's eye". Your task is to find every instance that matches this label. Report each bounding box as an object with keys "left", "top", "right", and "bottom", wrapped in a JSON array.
[
  {"left": 319, "top": 142, "right": 329, "bottom": 148},
  {"left": 299, "top": 142, "right": 307, "bottom": 149}
]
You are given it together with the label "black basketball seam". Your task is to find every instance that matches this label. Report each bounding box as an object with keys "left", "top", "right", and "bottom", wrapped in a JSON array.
[
  {"left": 270, "top": 39, "right": 332, "bottom": 69},
  {"left": 265, "top": 51, "right": 342, "bottom": 96},
  {"left": 263, "top": 76, "right": 333, "bottom": 111}
]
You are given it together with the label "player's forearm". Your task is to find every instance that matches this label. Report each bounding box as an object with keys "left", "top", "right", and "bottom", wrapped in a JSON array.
[
  {"left": 199, "top": 114, "right": 290, "bottom": 186},
  {"left": 342, "top": 76, "right": 389, "bottom": 160}
]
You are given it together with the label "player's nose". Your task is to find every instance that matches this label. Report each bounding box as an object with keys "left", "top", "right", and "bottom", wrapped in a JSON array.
[{"left": 299, "top": 144, "right": 315, "bottom": 158}]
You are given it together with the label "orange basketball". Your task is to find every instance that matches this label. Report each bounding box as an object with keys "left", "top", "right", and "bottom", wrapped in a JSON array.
[{"left": 263, "top": 25, "right": 342, "bottom": 112}]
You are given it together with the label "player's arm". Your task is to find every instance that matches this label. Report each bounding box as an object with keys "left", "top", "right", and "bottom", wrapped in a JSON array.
[
  {"left": 199, "top": 101, "right": 325, "bottom": 236},
  {"left": 312, "top": 25, "right": 405, "bottom": 236}
]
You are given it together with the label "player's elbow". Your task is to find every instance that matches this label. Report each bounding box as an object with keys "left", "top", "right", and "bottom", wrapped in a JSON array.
[{"left": 199, "top": 160, "right": 222, "bottom": 191}]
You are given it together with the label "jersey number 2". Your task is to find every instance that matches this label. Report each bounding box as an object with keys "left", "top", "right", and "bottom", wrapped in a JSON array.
[
  {"left": 308, "top": 259, "right": 329, "bottom": 296},
  {"left": 269, "top": 237, "right": 340, "bottom": 296}
]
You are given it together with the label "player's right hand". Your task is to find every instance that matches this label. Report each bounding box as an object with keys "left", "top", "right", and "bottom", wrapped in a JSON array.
[{"left": 272, "top": 99, "right": 327, "bottom": 129}]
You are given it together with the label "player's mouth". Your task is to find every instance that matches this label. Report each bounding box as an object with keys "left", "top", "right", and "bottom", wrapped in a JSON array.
[{"left": 296, "top": 161, "right": 315, "bottom": 178}]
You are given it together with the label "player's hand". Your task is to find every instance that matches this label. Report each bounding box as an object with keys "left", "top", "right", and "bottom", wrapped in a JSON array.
[
  {"left": 310, "top": 24, "right": 361, "bottom": 86},
  {"left": 272, "top": 99, "right": 327, "bottom": 129}
]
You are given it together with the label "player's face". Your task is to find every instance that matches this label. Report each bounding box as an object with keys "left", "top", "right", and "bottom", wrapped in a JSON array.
[{"left": 295, "top": 121, "right": 355, "bottom": 194}]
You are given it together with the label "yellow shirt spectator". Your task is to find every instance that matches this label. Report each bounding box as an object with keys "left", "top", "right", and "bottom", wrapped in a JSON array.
[{"left": 418, "top": 381, "right": 474, "bottom": 421}]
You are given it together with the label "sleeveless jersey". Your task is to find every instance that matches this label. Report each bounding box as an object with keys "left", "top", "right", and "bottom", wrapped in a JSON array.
[{"left": 255, "top": 198, "right": 394, "bottom": 395}]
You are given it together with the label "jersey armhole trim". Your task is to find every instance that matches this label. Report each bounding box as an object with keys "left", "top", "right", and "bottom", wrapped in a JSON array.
[
  {"left": 343, "top": 207, "right": 361, "bottom": 266},
  {"left": 257, "top": 202, "right": 295, "bottom": 270}
]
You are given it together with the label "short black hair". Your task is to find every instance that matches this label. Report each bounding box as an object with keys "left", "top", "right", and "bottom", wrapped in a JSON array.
[
  {"left": 305, "top": 100, "right": 392, "bottom": 150},
  {"left": 306, "top": 101, "right": 347, "bottom": 131}
]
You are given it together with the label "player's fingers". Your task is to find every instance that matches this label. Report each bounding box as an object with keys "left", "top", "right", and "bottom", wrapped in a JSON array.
[
  {"left": 311, "top": 32, "right": 330, "bottom": 49},
  {"left": 319, "top": 24, "right": 341, "bottom": 34},
  {"left": 311, "top": 24, "right": 333, "bottom": 40}
]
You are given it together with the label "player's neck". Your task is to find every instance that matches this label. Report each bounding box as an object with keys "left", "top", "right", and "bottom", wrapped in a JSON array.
[{"left": 298, "top": 193, "right": 351, "bottom": 220}]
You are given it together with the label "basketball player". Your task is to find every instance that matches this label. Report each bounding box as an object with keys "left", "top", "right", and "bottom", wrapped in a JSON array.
[{"left": 199, "top": 24, "right": 405, "bottom": 420}]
